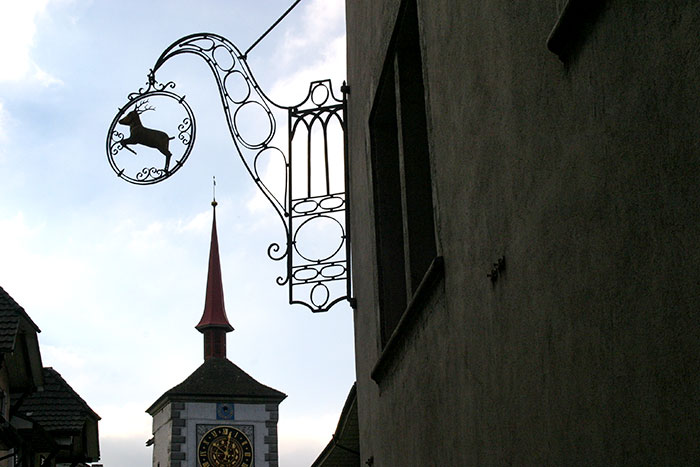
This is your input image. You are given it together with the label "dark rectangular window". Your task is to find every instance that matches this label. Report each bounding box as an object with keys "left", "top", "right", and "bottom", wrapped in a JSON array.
[
  {"left": 371, "top": 0, "right": 436, "bottom": 347},
  {"left": 547, "top": 0, "right": 605, "bottom": 59},
  {"left": 372, "top": 64, "right": 407, "bottom": 345},
  {"left": 394, "top": 4, "right": 436, "bottom": 293}
]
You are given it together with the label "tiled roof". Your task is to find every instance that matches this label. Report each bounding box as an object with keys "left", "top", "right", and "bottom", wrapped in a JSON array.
[
  {"left": 0, "top": 286, "right": 41, "bottom": 353},
  {"left": 312, "top": 383, "right": 360, "bottom": 467},
  {"left": 14, "top": 367, "right": 100, "bottom": 433},
  {"left": 147, "top": 357, "right": 286, "bottom": 414},
  {"left": 0, "top": 287, "right": 23, "bottom": 352}
]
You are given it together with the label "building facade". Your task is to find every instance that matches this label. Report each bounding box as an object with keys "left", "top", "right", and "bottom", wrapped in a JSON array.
[
  {"left": 12, "top": 367, "right": 101, "bottom": 466},
  {"left": 345, "top": 1, "right": 700, "bottom": 465},
  {"left": 0, "top": 286, "right": 101, "bottom": 466}
]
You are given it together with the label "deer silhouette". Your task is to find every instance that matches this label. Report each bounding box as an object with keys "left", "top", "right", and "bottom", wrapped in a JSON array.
[{"left": 119, "top": 100, "right": 174, "bottom": 171}]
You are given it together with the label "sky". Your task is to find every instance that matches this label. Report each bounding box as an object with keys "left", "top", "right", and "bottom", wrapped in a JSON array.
[{"left": 0, "top": 0, "right": 354, "bottom": 465}]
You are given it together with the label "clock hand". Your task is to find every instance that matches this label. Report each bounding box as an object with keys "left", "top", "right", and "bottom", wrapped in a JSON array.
[{"left": 225, "top": 432, "right": 232, "bottom": 459}]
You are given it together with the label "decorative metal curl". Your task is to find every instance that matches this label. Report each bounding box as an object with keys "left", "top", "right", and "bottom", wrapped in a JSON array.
[
  {"left": 109, "top": 131, "right": 126, "bottom": 156},
  {"left": 106, "top": 33, "right": 351, "bottom": 312},
  {"left": 178, "top": 118, "right": 193, "bottom": 145},
  {"left": 267, "top": 242, "right": 286, "bottom": 262},
  {"left": 129, "top": 77, "right": 176, "bottom": 101},
  {"left": 136, "top": 167, "right": 167, "bottom": 182}
]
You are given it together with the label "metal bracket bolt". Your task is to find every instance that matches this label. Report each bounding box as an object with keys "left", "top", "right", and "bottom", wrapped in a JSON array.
[{"left": 487, "top": 256, "right": 506, "bottom": 283}]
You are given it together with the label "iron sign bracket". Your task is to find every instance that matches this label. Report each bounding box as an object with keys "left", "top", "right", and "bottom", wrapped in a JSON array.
[{"left": 106, "top": 33, "right": 352, "bottom": 312}]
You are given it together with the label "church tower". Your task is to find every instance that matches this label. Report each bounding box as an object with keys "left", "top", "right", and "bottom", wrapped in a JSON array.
[{"left": 147, "top": 200, "right": 286, "bottom": 467}]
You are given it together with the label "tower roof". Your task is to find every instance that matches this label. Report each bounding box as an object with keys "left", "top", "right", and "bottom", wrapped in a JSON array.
[
  {"left": 146, "top": 357, "right": 286, "bottom": 414},
  {"left": 196, "top": 201, "right": 234, "bottom": 332}
]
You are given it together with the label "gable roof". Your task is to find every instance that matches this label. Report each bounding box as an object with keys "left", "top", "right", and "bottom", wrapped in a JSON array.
[
  {"left": 0, "top": 286, "right": 41, "bottom": 352},
  {"left": 0, "top": 286, "right": 44, "bottom": 392},
  {"left": 147, "top": 357, "right": 286, "bottom": 414},
  {"left": 14, "top": 367, "right": 101, "bottom": 432},
  {"left": 312, "top": 383, "right": 360, "bottom": 467}
]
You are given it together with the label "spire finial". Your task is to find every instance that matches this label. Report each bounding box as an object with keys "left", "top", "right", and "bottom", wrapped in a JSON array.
[{"left": 212, "top": 176, "right": 218, "bottom": 207}]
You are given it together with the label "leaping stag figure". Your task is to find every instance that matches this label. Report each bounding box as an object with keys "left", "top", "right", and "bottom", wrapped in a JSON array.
[{"left": 118, "top": 99, "right": 174, "bottom": 171}]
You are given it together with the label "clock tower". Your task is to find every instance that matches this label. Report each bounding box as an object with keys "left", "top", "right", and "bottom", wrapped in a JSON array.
[{"left": 147, "top": 200, "right": 286, "bottom": 467}]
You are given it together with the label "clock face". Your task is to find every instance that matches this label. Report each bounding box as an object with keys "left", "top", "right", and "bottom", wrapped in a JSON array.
[{"left": 198, "top": 426, "right": 253, "bottom": 467}]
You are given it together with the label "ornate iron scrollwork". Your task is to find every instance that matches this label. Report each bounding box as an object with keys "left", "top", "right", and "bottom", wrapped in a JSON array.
[{"left": 105, "top": 33, "right": 351, "bottom": 312}]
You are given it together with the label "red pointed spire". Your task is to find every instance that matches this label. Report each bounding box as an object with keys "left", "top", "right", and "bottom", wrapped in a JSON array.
[{"left": 196, "top": 199, "right": 233, "bottom": 360}]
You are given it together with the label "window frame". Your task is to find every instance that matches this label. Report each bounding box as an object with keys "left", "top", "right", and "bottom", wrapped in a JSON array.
[{"left": 368, "top": 0, "right": 444, "bottom": 383}]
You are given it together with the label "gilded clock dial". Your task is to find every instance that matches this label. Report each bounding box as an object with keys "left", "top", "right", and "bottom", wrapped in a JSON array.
[{"left": 198, "top": 426, "right": 253, "bottom": 467}]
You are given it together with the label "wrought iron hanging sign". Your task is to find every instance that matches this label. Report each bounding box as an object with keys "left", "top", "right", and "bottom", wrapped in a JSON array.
[
  {"left": 107, "top": 85, "right": 195, "bottom": 184},
  {"left": 106, "top": 32, "right": 351, "bottom": 313}
]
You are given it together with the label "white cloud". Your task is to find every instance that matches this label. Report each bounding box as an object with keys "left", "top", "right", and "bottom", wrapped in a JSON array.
[
  {"left": 100, "top": 435, "right": 151, "bottom": 466},
  {"left": 127, "top": 220, "right": 166, "bottom": 253},
  {"left": 0, "top": 114, "right": 10, "bottom": 163},
  {"left": 0, "top": 212, "right": 92, "bottom": 314},
  {"left": 179, "top": 208, "right": 211, "bottom": 234},
  {"left": 0, "top": 0, "right": 62, "bottom": 85},
  {"left": 275, "top": 0, "right": 345, "bottom": 70},
  {"left": 278, "top": 411, "right": 340, "bottom": 467},
  {"left": 269, "top": 0, "right": 346, "bottom": 105},
  {"left": 42, "top": 344, "right": 87, "bottom": 372},
  {"left": 98, "top": 403, "right": 152, "bottom": 438},
  {"left": 125, "top": 209, "right": 210, "bottom": 253},
  {"left": 0, "top": 101, "right": 8, "bottom": 145},
  {"left": 33, "top": 63, "right": 64, "bottom": 86}
]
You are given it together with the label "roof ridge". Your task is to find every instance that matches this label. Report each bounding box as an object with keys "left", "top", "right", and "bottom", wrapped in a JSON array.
[
  {"left": 0, "top": 285, "right": 41, "bottom": 333},
  {"left": 43, "top": 367, "right": 101, "bottom": 420}
]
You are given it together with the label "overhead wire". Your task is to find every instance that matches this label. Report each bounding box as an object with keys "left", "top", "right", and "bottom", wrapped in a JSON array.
[{"left": 243, "top": 0, "right": 304, "bottom": 58}]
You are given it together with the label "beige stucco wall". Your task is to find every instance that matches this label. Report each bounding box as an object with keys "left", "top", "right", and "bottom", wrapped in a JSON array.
[
  {"left": 346, "top": 1, "right": 700, "bottom": 465},
  {"left": 151, "top": 403, "right": 173, "bottom": 467}
]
